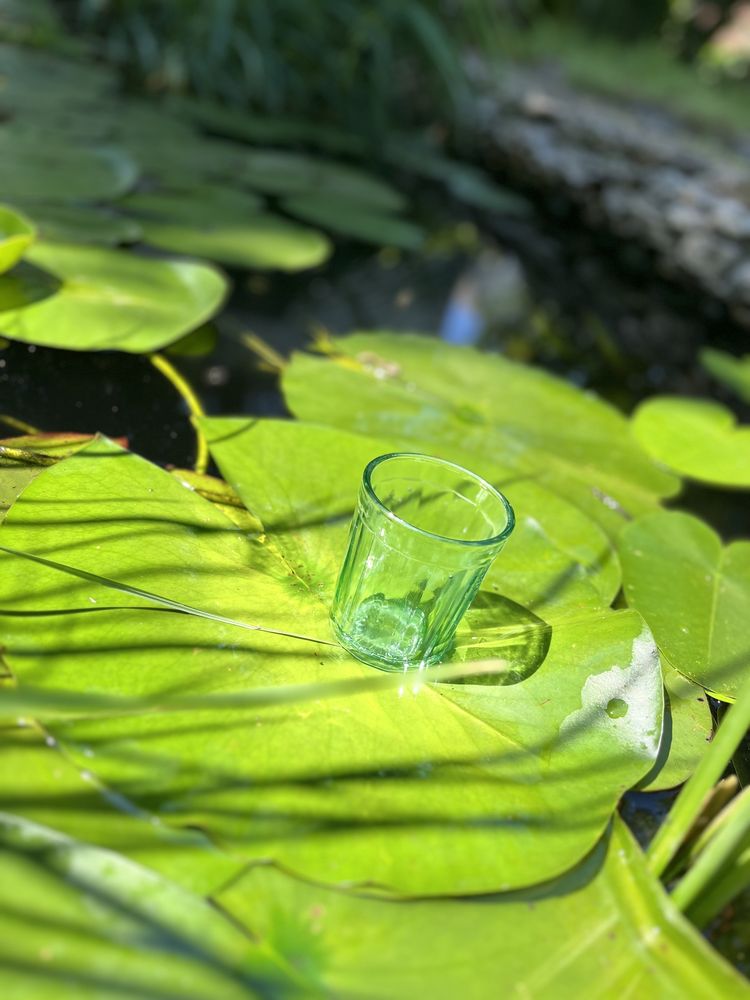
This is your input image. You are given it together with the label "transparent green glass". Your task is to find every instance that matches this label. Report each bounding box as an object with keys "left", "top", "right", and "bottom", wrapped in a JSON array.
[{"left": 331, "top": 453, "right": 515, "bottom": 671}]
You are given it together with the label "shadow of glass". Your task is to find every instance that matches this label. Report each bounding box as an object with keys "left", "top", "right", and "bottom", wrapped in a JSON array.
[{"left": 449, "top": 591, "right": 551, "bottom": 686}]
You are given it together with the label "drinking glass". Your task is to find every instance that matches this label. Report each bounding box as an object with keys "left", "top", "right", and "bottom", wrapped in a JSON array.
[{"left": 331, "top": 452, "right": 515, "bottom": 671}]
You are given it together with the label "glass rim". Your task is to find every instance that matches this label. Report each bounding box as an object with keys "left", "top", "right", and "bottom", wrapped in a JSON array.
[{"left": 362, "top": 452, "right": 515, "bottom": 549}]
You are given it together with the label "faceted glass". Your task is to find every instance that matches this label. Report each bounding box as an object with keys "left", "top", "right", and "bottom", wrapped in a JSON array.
[{"left": 331, "top": 452, "right": 515, "bottom": 671}]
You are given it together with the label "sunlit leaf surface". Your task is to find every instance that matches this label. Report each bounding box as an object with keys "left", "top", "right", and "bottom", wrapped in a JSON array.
[
  {"left": 0, "top": 242, "right": 227, "bottom": 352},
  {"left": 215, "top": 818, "right": 746, "bottom": 998},
  {"left": 282, "top": 333, "right": 679, "bottom": 537},
  {"left": 0, "top": 437, "right": 662, "bottom": 895},
  {"left": 621, "top": 511, "right": 750, "bottom": 702},
  {"left": 0, "top": 811, "right": 282, "bottom": 999},
  {"left": 632, "top": 396, "right": 750, "bottom": 488}
]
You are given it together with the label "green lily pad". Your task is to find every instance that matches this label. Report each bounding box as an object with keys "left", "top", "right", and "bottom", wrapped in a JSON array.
[
  {"left": 175, "top": 96, "right": 365, "bottom": 155},
  {"left": 0, "top": 437, "right": 662, "bottom": 896},
  {"left": 17, "top": 202, "right": 142, "bottom": 246},
  {"left": 137, "top": 213, "right": 331, "bottom": 272},
  {"left": 640, "top": 661, "right": 713, "bottom": 791},
  {"left": 216, "top": 818, "right": 747, "bottom": 998},
  {"left": 0, "top": 204, "right": 35, "bottom": 274},
  {"left": 632, "top": 396, "right": 750, "bottom": 488},
  {"left": 0, "top": 242, "right": 227, "bottom": 352},
  {"left": 241, "top": 150, "right": 405, "bottom": 210},
  {"left": 124, "top": 182, "right": 329, "bottom": 270},
  {"left": 700, "top": 348, "right": 750, "bottom": 404},
  {"left": 0, "top": 130, "right": 138, "bottom": 201},
  {"left": 282, "top": 333, "right": 679, "bottom": 537},
  {"left": 122, "top": 186, "right": 265, "bottom": 223},
  {"left": 283, "top": 194, "right": 424, "bottom": 249},
  {"left": 621, "top": 510, "right": 750, "bottom": 702}
]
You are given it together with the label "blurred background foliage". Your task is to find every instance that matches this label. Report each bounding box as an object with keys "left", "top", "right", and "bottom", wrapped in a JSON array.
[{"left": 20, "top": 1, "right": 745, "bottom": 142}]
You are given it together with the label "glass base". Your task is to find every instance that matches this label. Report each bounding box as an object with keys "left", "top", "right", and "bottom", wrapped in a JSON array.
[{"left": 331, "top": 614, "right": 450, "bottom": 673}]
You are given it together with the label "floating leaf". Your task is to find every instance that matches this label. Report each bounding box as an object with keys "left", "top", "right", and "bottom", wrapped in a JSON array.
[
  {"left": 241, "top": 150, "right": 405, "bottom": 210},
  {"left": 700, "top": 348, "right": 750, "bottom": 405},
  {"left": 124, "top": 180, "right": 328, "bottom": 270},
  {"left": 0, "top": 130, "right": 138, "bottom": 201},
  {"left": 175, "top": 96, "right": 365, "bottom": 155},
  {"left": 282, "top": 333, "right": 679, "bottom": 537},
  {"left": 216, "top": 818, "right": 746, "bottom": 998},
  {"left": 632, "top": 396, "right": 750, "bottom": 488},
  {"left": 170, "top": 467, "right": 263, "bottom": 533},
  {"left": 641, "top": 662, "right": 713, "bottom": 791},
  {"left": 122, "top": 186, "right": 265, "bottom": 223},
  {"left": 137, "top": 213, "right": 331, "bottom": 272},
  {"left": 0, "top": 204, "right": 35, "bottom": 274},
  {"left": 17, "top": 202, "right": 142, "bottom": 246},
  {"left": 0, "top": 437, "right": 662, "bottom": 896},
  {"left": 283, "top": 194, "right": 424, "bottom": 249},
  {"left": 621, "top": 511, "right": 750, "bottom": 702},
  {"left": 0, "top": 242, "right": 227, "bottom": 352}
]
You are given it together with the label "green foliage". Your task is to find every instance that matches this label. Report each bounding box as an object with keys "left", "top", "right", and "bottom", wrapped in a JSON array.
[
  {"left": 65, "top": 0, "right": 492, "bottom": 139},
  {"left": 498, "top": 17, "right": 750, "bottom": 134},
  {"left": 632, "top": 396, "right": 750, "bottom": 488}
]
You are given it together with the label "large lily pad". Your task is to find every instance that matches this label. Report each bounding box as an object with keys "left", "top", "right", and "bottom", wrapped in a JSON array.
[
  {"left": 621, "top": 510, "right": 750, "bottom": 702},
  {"left": 0, "top": 204, "right": 35, "bottom": 273},
  {"left": 283, "top": 193, "right": 424, "bottom": 250},
  {"left": 632, "top": 396, "right": 750, "bottom": 488},
  {"left": 216, "top": 818, "right": 747, "bottom": 998},
  {"left": 281, "top": 333, "right": 680, "bottom": 537},
  {"left": 0, "top": 437, "right": 662, "bottom": 896},
  {"left": 0, "top": 242, "right": 227, "bottom": 352}
]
